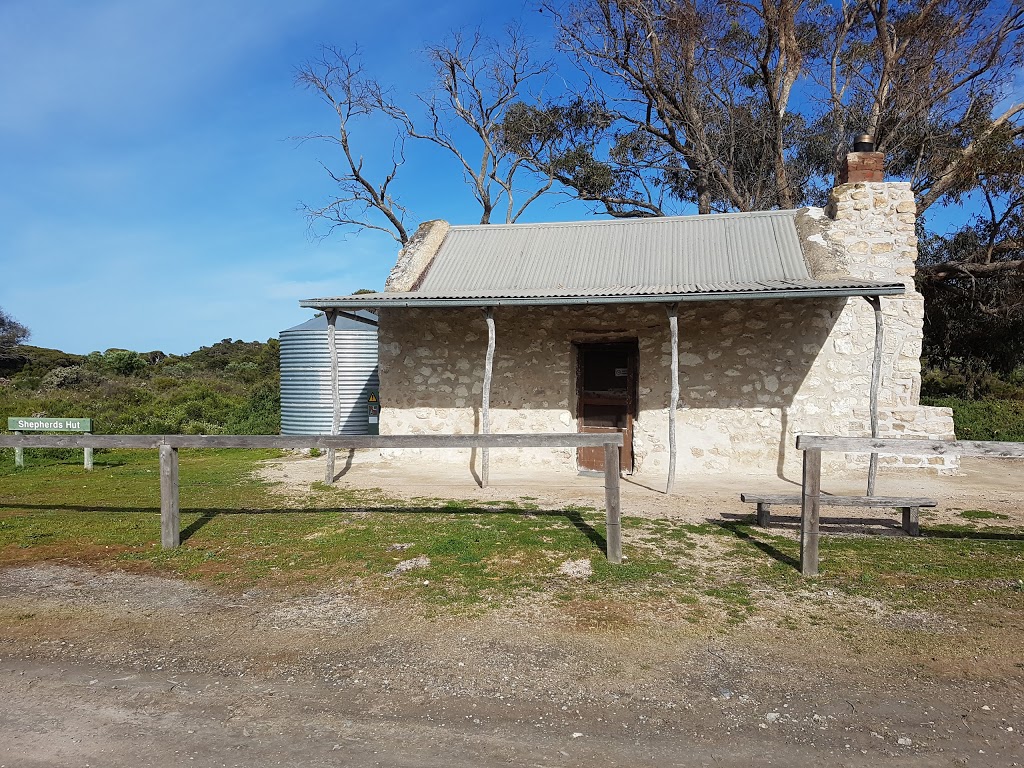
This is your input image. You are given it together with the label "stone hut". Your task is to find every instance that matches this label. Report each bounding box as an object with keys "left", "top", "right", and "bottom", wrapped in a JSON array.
[{"left": 302, "top": 149, "right": 956, "bottom": 481}]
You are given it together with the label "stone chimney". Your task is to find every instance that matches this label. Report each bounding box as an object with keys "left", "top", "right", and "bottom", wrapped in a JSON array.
[
  {"left": 825, "top": 135, "right": 916, "bottom": 288},
  {"left": 813, "top": 133, "right": 957, "bottom": 463},
  {"left": 838, "top": 134, "right": 885, "bottom": 184},
  {"left": 823, "top": 133, "right": 926, "bottom": 407}
]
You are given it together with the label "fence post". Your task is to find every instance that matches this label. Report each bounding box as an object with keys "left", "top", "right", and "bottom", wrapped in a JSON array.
[
  {"left": 326, "top": 310, "right": 340, "bottom": 485},
  {"left": 160, "top": 444, "right": 180, "bottom": 548},
  {"left": 604, "top": 441, "right": 622, "bottom": 564},
  {"left": 14, "top": 431, "right": 24, "bottom": 469},
  {"left": 800, "top": 447, "right": 822, "bottom": 577}
]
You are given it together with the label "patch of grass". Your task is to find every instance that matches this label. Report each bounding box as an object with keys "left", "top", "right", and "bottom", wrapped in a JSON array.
[
  {"left": 0, "top": 450, "right": 697, "bottom": 610},
  {"left": 814, "top": 526, "right": 1024, "bottom": 607},
  {"left": 957, "top": 509, "right": 1010, "bottom": 521},
  {"left": 704, "top": 518, "right": 1024, "bottom": 614},
  {"left": 3, "top": 451, "right": 1023, "bottom": 624},
  {"left": 704, "top": 582, "right": 755, "bottom": 623}
]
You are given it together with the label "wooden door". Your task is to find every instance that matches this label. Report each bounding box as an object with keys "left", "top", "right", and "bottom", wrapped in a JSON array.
[{"left": 576, "top": 342, "right": 637, "bottom": 473}]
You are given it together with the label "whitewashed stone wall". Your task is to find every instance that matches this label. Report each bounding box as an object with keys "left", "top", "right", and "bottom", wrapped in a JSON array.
[{"left": 376, "top": 180, "right": 956, "bottom": 477}]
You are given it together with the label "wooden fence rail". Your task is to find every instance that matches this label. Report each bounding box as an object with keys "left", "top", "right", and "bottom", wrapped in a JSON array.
[
  {"left": 0, "top": 432, "right": 625, "bottom": 563},
  {"left": 795, "top": 435, "right": 1024, "bottom": 458},
  {"left": 794, "top": 435, "right": 1024, "bottom": 577}
]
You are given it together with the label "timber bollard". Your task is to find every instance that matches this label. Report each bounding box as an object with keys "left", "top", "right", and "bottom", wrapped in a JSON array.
[
  {"left": 159, "top": 444, "right": 180, "bottom": 548},
  {"left": 604, "top": 441, "right": 622, "bottom": 564},
  {"left": 325, "top": 448, "right": 336, "bottom": 485},
  {"left": 799, "top": 447, "right": 822, "bottom": 576}
]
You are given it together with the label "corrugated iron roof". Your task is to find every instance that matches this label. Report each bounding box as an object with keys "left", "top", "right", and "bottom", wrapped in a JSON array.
[
  {"left": 421, "top": 210, "right": 808, "bottom": 293},
  {"left": 301, "top": 211, "right": 907, "bottom": 309}
]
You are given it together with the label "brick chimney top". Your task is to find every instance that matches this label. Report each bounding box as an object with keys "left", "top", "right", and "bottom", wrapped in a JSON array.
[{"left": 839, "top": 135, "right": 884, "bottom": 184}]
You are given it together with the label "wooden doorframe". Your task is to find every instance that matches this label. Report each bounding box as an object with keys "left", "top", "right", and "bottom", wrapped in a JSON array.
[{"left": 574, "top": 339, "right": 639, "bottom": 473}]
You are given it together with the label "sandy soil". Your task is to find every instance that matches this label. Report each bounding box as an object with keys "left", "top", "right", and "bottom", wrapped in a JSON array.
[
  {"left": 262, "top": 452, "right": 1024, "bottom": 528},
  {"left": 2, "top": 457, "right": 1023, "bottom": 766}
]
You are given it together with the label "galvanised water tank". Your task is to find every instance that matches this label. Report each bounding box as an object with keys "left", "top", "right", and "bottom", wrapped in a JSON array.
[{"left": 279, "top": 312, "right": 379, "bottom": 435}]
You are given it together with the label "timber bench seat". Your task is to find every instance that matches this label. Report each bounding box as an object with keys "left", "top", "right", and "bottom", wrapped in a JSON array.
[{"left": 739, "top": 493, "right": 938, "bottom": 536}]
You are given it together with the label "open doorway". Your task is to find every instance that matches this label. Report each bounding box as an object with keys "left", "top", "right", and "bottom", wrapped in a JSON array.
[{"left": 575, "top": 341, "right": 638, "bottom": 473}]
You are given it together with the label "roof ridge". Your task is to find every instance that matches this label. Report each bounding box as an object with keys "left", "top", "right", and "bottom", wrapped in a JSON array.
[{"left": 447, "top": 209, "right": 798, "bottom": 231}]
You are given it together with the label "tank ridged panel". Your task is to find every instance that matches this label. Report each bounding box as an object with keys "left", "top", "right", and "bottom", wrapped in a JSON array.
[{"left": 278, "top": 326, "right": 379, "bottom": 436}]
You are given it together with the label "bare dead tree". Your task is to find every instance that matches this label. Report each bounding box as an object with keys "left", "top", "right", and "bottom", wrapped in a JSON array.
[
  {"left": 392, "top": 26, "right": 555, "bottom": 224},
  {"left": 296, "top": 30, "right": 557, "bottom": 239},
  {"left": 295, "top": 48, "right": 411, "bottom": 245}
]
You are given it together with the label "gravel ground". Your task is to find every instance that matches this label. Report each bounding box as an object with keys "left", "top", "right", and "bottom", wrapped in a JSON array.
[{"left": 2, "top": 560, "right": 1023, "bottom": 767}]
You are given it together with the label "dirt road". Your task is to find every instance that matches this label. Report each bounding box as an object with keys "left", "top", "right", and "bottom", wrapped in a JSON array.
[{"left": 2, "top": 564, "right": 1022, "bottom": 767}]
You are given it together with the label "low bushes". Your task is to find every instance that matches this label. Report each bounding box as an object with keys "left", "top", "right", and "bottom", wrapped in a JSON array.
[{"left": 0, "top": 339, "right": 280, "bottom": 436}]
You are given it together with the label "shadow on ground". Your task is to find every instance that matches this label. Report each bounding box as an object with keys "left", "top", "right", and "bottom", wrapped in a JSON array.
[{"left": 0, "top": 502, "right": 609, "bottom": 552}]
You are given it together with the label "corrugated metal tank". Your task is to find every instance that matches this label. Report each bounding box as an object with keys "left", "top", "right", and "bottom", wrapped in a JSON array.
[{"left": 279, "top": 312, "right": 379, "bottom": 435}]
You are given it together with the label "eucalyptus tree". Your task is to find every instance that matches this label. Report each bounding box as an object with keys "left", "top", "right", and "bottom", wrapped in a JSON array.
[
  {"left": 509, "top": 0, "right": 822, "bottom": 216},
  {"left": 510, "top": 0, "right": 1024, "bottom": 227}
]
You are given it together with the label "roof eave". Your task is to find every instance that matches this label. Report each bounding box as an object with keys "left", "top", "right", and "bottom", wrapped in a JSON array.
[{"left": 300, "top": 284, "right": 906, "bottom": 310}]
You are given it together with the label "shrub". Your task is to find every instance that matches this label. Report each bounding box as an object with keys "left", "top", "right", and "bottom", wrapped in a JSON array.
[
  {"left": 922, "top": 365, "right": 1024, "bottom": 401},
  {"left": 1, "top": 338, "right": 282, "bottom": 437},
  {"left": 103, "top": 350, "right": 147, "bottom": 377},
  {"left": 922, "top": 397, "right": 1024, "bottom": 441},
  {"left": 162, "top": 362, "right": 196, "bottom": 379},
  {"left": 39, "top": 366, "right": 102, "bottom": 391},
  {"left": 225, "top": 360, "right": 260, "bottom": 383},
  {"left": 181, "top": 420, "right": 223, "bottom": 435},
  {"left": 224, "top": 382, "right": 280, "bottom": 435}
]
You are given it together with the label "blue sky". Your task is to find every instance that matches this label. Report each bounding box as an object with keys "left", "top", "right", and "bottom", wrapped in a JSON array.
[
  {"left": 0, "top": 0, "right": 979, "bottom": 356},
  {"left": 0, "top": 0, "right": 587, "bottom": 355}
]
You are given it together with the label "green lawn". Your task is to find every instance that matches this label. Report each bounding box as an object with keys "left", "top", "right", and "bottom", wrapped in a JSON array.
[
  {"left": 1, "top": 449, "right": 1022, "bottom": 622},
  {"left": 922, "top": 396, "right": 1024, "bottom": 441}
]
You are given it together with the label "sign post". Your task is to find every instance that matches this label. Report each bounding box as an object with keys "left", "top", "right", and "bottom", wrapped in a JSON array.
[
  {"left": 6, "top": 418, "right": 94, "bottom": 470},
  {"left": 367, "top": 392, "right": 380, "bottom": 436}
]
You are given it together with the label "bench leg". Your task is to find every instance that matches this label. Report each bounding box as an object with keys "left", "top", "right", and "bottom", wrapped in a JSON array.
[
  {"left": 901, "top": 506, "right": 919, "bottom": 537},
  {"left": 756, "top": 502, "right": 771, "bottom": 528}
]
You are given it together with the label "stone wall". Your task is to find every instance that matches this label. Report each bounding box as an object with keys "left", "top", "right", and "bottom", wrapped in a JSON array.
[{"left": 375, "top": 179, "right": 956, "bottom": 478}]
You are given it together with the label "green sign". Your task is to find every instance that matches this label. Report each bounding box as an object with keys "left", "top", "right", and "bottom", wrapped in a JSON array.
[{"left": 7, "top": 417, "right": 92, "bottom": 432}]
